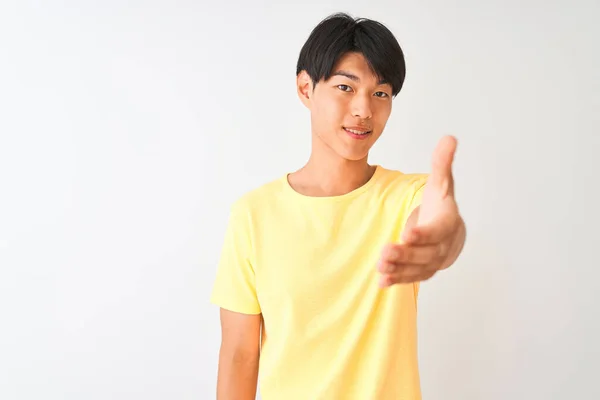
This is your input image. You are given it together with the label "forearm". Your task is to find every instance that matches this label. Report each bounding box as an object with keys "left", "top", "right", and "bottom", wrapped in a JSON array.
[{"left": 216, "top": 349, "right": 259, "bottom": 400}]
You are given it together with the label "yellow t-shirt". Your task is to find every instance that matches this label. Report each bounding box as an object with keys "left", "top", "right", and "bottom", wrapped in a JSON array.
[{"left": 210, "top": 165, "right": 428, "bottom": 399}]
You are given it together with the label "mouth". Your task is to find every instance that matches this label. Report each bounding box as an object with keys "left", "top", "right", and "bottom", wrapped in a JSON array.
[{"left": 343, "top": 127, "right": 372, "bottom": 139}]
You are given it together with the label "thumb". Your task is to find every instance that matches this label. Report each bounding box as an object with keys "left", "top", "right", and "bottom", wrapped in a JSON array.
[{"left": 429, "top": 135, "right": 457, "bottom": 198}]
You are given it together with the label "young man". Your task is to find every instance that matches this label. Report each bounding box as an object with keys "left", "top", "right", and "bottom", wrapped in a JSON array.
[{"left": 210, "top": 12, "right": 466, "bottom": 400}]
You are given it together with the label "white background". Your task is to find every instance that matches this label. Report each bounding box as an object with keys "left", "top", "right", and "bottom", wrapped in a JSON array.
[{"left": 1, "top": 0, "right": 599, "bottom": 399}]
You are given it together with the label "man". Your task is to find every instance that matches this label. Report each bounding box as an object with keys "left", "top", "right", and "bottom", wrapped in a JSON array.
[{"left": 210, "top": 12, "right": 466, "bottom": 400}]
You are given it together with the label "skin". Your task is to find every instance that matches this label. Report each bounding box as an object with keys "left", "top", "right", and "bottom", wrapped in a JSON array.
[
  {"left": 216, "top": 51, "right": 466, "bottom": 399},
  {"left": 378, "top": 135, "right": 466, "bottom": 287},
  {"left": 216, "top": 309, "right": 261, "bottom": 399},
  {"left": 289, "top": 51, "right": 393, "bottom": 197}
]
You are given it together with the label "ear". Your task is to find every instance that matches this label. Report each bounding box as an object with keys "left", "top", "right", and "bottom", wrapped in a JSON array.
[{"left": 296, "top": 70, "right": 312, "bottom": 108}]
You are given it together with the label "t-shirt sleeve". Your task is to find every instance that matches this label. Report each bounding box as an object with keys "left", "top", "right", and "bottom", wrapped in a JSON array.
[
  {"left": 403, "top": 175, "right": 428, "bottom": 301},
  {"left": 408, "top": 182, "right": 426, "bottom": 217},
  {"left": 210, "top": 200, "right": 261, "bottom": 315},
  {"left": 402, "top": 175, "right": 428, "bottom": 228}
]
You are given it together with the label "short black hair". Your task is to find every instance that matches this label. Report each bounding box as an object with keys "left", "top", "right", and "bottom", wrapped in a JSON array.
[{"left": 296, "top": 13, "right": 406, "bottom": 97}]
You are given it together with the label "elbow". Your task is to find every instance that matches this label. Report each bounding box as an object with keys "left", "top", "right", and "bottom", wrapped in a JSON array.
[{"left": 221, "top": 344, "right": 260, "bottom": 366}]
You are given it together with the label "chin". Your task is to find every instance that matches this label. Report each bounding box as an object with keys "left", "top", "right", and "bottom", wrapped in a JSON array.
[
  {"left": 338, "top": 148, "right": 370, "bottom": 161},
  {"left": 340, "top": 142, "right": 375, "bottom": 161},
  {"left": 337, "top": 131, "right": 379, "bottom": 160},
  {"left": 318, "top": 131, "right": 377, "bottom": 161}
]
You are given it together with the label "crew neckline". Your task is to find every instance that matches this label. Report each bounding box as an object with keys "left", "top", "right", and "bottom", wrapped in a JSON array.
[{"left": 280, "top": 165, "right": 384, "bottom": 203}]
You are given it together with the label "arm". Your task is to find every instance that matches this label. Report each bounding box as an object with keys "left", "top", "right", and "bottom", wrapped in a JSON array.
[{"left": 216, "top": 308, "right": 262, "bottom": 400}]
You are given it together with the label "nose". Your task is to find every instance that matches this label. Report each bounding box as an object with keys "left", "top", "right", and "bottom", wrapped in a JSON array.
[{"left": 351, "top": 95, "right": 373, "bottom": 119}]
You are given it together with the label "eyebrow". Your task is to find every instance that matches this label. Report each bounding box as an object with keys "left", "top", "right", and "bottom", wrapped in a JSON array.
[{"left": 332, "top": 70, "right": 389, "bottom": 85}]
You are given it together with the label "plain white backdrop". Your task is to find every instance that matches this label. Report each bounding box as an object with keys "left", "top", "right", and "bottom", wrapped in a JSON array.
[{"left": 1, "top": 0, "right": 599, "bottom": 399}]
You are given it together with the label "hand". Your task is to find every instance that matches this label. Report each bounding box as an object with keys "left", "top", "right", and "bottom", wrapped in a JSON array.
[{"left": 377, "top": 135, "right": 465, "bottom": 287}]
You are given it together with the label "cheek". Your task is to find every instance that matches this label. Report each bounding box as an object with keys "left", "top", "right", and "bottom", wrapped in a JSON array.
[
  {"left": 314, "top": 99, "right": 344, "bottom": 127},
  {"left": 374, "top": 105, "right": 392, "bottom": 128},
  {"left": 327, "top": 100, "right": 347, "bottom": 126}
]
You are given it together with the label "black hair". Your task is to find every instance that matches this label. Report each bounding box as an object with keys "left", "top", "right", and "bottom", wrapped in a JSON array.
[{"left": 296, "top": 13, "right": 406, "bottom": 97}]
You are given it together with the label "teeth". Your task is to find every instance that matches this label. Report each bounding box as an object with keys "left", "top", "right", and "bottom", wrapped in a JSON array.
[{"left": 346, "top": 128, "right": 370, "bottom": 135}]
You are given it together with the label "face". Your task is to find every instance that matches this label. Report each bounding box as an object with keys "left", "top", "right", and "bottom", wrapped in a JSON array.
[{"left": 297, "top": 52, "right": 393, "bottom": 161}]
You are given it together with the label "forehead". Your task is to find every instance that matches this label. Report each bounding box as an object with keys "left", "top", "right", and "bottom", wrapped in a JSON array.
[{"left": 330, "top": 52, "right": 385, "bottom": 84}]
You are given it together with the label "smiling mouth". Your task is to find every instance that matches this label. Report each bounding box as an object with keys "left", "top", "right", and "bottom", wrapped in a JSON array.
[{"left": 344, "top": 127, "right": 372, "bottom": 136}]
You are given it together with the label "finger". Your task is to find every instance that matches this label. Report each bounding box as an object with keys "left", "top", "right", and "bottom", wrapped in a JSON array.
[
  {"left": 378, "top": 243, "right": 405, "bottom": 272},
  {"left": 429, "top": 135, "right": 457, "bottom": 198},
  {"left": 379, "top": 243, "right": 447, "bottom": 269},
  {"left": 379, "top": 267, "right": 437, "bottom": 287}
]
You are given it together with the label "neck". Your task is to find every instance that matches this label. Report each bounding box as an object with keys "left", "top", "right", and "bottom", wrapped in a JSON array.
[{"left": 288, "top": 139, "right": 377, "bottom": 197}]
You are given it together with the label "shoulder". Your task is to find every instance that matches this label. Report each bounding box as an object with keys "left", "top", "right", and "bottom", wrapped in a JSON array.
[
  {"left": 374, "top": 166, "right": 428, "bottom": 197},
  {"left": 373, "top": 166, "right": 428, "bottom": 224},
  {"left": 228, "top": 174, "right": 287, "bottom": 216}
]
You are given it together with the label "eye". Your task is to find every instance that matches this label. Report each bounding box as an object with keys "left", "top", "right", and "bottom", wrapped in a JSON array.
[
  {"left": 375, "top": 91, "right": 389, "bottom": 98},
  {"left": 337, "top": 84, "right": 352, "bottom": 92}
]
